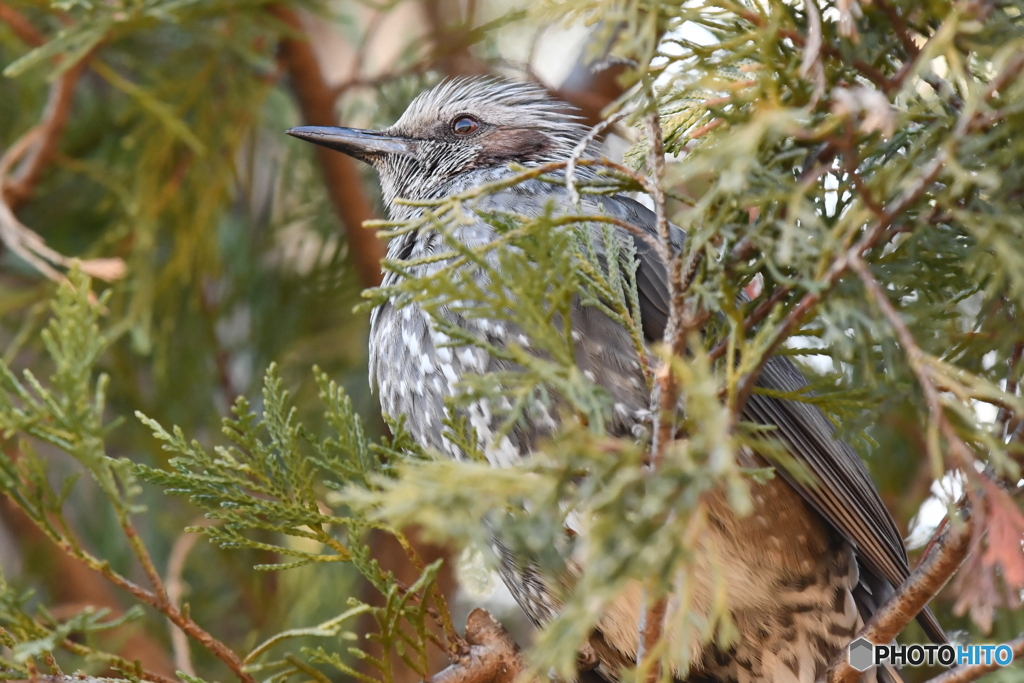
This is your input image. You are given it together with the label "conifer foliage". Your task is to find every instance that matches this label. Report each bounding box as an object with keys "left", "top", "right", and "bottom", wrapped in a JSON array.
[{"left": 0, "top": 1, "right": 1022, "bottom": 683}]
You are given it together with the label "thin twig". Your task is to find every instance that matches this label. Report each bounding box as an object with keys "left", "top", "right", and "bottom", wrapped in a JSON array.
[
  {"left": 0, "top": 35, "right": 124, "bottom": 284},
  {"left": 566, "top": 110, "right": 629, "bottom": 207},
  {"left": 166, "top": 526, "right": 207, "bottom": 677},
  {"left": 640, "top": 108, "right": 676, "bottom": 683},
  {"left": 798, "top": 0, "right": 825, "bottom": 103},
  {"left": 391, "top": 529, "right": 468, "bottom": 658},
  {"left": 849, "top": 253, "right": 976, "bottom": 470},
  {"left": 2, "top": 56, "right": 88, "bottom": 210},
  {"left": 997, "top": 340, "right": 1024, "bottom": 443},
  {"left": 17, "top": 505, "right": 257, "bottom": 683},
  {"left": 7, "top": 677, "right": 175, "bottom": 683}
]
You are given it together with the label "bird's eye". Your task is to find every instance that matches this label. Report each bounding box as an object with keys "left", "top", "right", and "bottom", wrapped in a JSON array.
[{"left": 451, "top": 116, "right": 479, "bottom": 136}]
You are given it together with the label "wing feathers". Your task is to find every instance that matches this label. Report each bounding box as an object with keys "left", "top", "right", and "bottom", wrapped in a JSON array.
[{"left": 598, "top": 194, "right": 945, "bottom": 643}]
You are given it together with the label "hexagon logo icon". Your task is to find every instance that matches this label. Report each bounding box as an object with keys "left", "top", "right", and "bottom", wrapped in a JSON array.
[{"left": 849, "top": 638, "right": 874, "bottom": 672}]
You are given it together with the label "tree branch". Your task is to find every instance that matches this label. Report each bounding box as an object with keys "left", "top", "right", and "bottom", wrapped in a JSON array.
[
  {"left": 1, "top": 57, "right": 86, "bottom": 210},
  {"left": 924, "top": 633, "right": 1024, "bottom": 683},
  {"left": 0, "top": 1, "right": 45, "bottom": 47},
  {"left": 0, "top": 466, "right": 176, "bottom": 679},
  {"left": 2, "top": 473, "right": 256, "bottom": 683},
  {"left": 165, "top": 524, "right": 207, "bottom": 677},
  {"left": 0, "top": 10, "right": 125, "bottom": 285},
  {"left": 270, "top": 4, "right": 386, "bottom": 288},
  {"left": 5, "top": 611, "right": 528, "bottom": 683},
  {"left": 425, "top": 609, "right": 523, "bottom": 683}
]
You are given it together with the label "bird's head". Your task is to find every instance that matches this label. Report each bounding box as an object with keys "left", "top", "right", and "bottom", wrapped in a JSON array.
[{"left": 287, "top": 78, "right": 590, "bottom": 216}]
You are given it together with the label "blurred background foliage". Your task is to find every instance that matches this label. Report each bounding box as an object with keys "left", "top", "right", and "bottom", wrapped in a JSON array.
[
  {"left": 0, "top": 0, "right": 1021, "bottom": 682},
  {"left": 0, "top": 1, "right": 628, "bottom": 680}
]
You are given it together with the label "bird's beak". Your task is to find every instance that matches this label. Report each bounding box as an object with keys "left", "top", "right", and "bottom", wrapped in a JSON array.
[{"left": 286, "top": 126, "right": 417, "bottom": 162}]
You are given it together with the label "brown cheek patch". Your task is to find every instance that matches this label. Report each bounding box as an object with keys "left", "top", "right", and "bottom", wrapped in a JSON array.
[{"left": 472, "top": 128, "right": 551, "bottom": 167}]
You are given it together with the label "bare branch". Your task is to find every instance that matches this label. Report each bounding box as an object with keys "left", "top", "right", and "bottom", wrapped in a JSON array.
[
  {"left": 270, "top": 4, "right": 386, "bottom": 288},
  {"left": 166, "top": 525, "right": 206, "bottom": 677},
  {"left": 566, "top": 111, "right": 629, "bottom": 207},
  {"left": 924, "top": 633, "right": 1024, "bottom": 683},
  {"left": 425, "top": 609, "right": 523, "bottom": 683},
  {"left": 0, "top": 24, "right": 125, "bottom": 285},
  {"left": 420, "top": 0, "right": 490, "bottom": 78},
  {"left": 2, "top": 473, "right": 256, "bottom": 683},
  {"left": 0, "top": 1, "right": 45, "bottom": 47},
  {"left": 2, "top": 56, "right": 87, "bottom": 210},
  {"left": 0, "top": 159, "right": 126, "bottom": 286}
]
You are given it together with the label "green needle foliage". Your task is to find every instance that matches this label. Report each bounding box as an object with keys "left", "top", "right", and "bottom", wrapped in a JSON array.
[
  {"left": 0, "top": 272, "right": 455, "bottom": 683},
  {"left": 0, "top": 0, "right": 1023, "bottom": 683}
]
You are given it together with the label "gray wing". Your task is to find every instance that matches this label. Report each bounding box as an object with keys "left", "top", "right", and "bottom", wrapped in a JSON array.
[{"left": 599, "top": 194, "right": 946, "bottom": 643}]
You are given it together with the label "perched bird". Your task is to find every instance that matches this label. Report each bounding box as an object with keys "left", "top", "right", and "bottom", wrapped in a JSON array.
[{"left": 287, "top": 78, "right": 943, "bottom": 683}]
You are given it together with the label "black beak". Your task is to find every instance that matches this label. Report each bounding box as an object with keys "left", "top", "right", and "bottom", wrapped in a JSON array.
[{"left": 286, "top": 126, "right": 417, "bottom": 162}]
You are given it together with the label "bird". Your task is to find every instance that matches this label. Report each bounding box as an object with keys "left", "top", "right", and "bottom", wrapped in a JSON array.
[{"left": 287, "top": 78, "right": 944, "bottom": 683}]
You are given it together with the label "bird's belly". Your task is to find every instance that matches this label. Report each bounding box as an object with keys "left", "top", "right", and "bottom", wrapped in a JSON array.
[
  {"left": 370, "top": 301, "right": 456, "bottom": 456},
  {"left": 371, "top": 294, "right": 651, "bottom": 463},
  {"left": 591, "top": 476, "right": 863, "bottom": 683}
]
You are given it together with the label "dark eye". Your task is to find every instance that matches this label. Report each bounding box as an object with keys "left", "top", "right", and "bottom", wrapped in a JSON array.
[{"left": 451, "top": 116, "right": 479, "bottom": 136}]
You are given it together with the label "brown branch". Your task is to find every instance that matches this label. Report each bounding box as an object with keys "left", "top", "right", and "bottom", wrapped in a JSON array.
[
  {"left": 640, "top": 107, "right": 697, "bottom": 683},
  {"left": 0, "top": 18, "right": 124, "bottom": 284},
  {"left": 425, "top": 609, "right": 523, "bottom": 683},
  {"left": 2, "top": 57, "right": 87, "bottom": 210},
  {"left": 421, "top": 0, "right": 490, "bottom": 78},
  {"left": 646, "top": 109, "right": 682, "bottom": 468},
  {"left": 0, "top": 1, "right": 45, "bottom": 47},
  {"left": 59, "top": 534, "right": 256, "bottom": 683},
  {"left": 555, "top": 26, "right": 629, "bottom": 127},
  {"left": 7, "top": 678, "right": 167, "bottom": 683},
  {"left": 875, "top": 0, "right": 919, "bottom": 59},
  {"left": 0, "top": 3, "right": 94, "bottom": 212},
  {"left": 639, "top": 595, "right": 667, "bottom": 683},
  {"left": 824, "top": 515, "right": 972, "bottom": 683},
  {"left": 0, "top": 485, "right": 176, "bottom": 680},
  {"left": 270, "top": 4, "right": 385, "bottom": 288},
  {"left": 1, "top": 469, "right": 256, "bottom": 683},
  {"left": 924, "top": 633, "right": 1024, "bottom": 683},
  {"left": 166, "top": 525, "right": 207, "bottom": 677}
]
